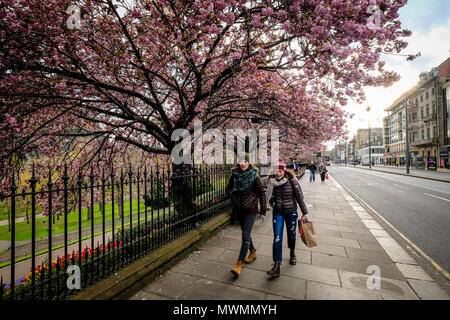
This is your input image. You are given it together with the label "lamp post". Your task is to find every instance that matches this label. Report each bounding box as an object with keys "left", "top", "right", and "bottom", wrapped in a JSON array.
[
  {"left": 405, "top": 99, "right": 410, "bottom": 174},
  {"left": 369, "top": 120, "right": 372, "bottom": 169},
  {"left": 366, "top": 106, "right": 372, "bottom": 169},
  {"left": 353, "top": 141, "right": 356, "bottom": 167},
  {"left": 345, "top": 141, "right": 347, "bottom": 166}
]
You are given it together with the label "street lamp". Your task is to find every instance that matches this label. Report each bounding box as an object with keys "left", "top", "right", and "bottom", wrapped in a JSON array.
[
  {"left": 405, "top": 99, "right": 410, "bottom": 174},
  {"left": 366, "top": 106, "right": 372, "bottom": 169},
  {"left": 345, "top": 140, "right": 347, "bottom": 166}
]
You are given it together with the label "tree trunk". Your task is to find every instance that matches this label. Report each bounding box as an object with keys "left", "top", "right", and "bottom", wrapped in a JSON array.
[
  {"left": 6, "top": 200, "right": 10, "bottom": 232},
  {"left": 171, "top": 164, "right": 197, "bottom": 224},
  {"left": 87, "top": 206, "right": 91, "bottom": 220},
  {"left": 117, "top": 194, "right": 123, "bottom": 218}
]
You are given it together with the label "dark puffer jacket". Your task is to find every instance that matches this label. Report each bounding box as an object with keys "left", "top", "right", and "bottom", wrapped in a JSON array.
[
  {"left": 271, "top": 178, "right": 308, "bottom": 215},
  {"left": 226, "top": 169, "right": 266, "bottom": 215}
]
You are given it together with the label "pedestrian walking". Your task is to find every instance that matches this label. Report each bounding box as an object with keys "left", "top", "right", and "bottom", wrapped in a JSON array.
[
  {"left": 226, "top": 154, "right": 266, "bottom": 277},
  {"left": 308, "top": 160, "right": 317, "bottom": 182},
  {"left": 265, "top": 160, "right": 308, "bottom": 277},
  {"left": 318, "top": 163, "right": 328, "bottom": 182}
]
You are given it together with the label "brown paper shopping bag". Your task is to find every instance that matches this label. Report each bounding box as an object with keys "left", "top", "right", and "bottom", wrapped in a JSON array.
[{"left": 298, "top": 220, "right": 318, "bottom": 248}]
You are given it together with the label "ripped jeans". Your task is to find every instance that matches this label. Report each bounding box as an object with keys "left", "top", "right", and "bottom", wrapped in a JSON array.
[{"left": 272, "top": 211, "right": 298, "bottom": 263}]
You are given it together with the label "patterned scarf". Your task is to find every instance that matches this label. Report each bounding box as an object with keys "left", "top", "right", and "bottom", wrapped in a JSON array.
[{"left": 232, "top": 168, "right": 258, "bottom": 192}]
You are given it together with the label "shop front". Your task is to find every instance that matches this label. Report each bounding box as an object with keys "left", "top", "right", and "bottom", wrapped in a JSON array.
[
  {"left": 439, "top": 146, "right": 449, "bottom": 170},
  {"left": 383, "top": 153, "right": 389, "bottom": 165},
  {"left": 394, "top": 152, "right": 405, "bottom": 166},
  {"left": 385, "top": 153, "right": 396, "bottom": 166},
  {"left": 427, "top": 157, "right": 437, "bottom": 170},
  {"left": 409, "top": 151, "right": 421, "bottom": 168}
]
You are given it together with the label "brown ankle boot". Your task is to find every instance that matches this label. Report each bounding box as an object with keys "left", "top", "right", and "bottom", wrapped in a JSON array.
[
  {"left": 267, "top": 262, "right": 281, "bottom": 277},
  {"left": 289, "top": 250, "right": 297, "bottom": 265},
  {"left": 244, "top": 249, "right": 257, "bottom": 264},
  {"left": 231, "top": 260, "right": 244, "bottom": 277}
]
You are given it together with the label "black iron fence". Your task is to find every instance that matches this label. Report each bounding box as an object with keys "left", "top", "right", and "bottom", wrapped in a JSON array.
[{"left": 0, "top": 163, "right": 232, "bottom": 300}]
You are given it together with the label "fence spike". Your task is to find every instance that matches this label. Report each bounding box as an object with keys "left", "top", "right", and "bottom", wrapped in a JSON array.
[
  {"left": 62, "top": 164, "right": 70, "bottom": 182},
  {"left": 11, "top": 169, "right": 16, "bottom": 191},
  {"left": 110, "top": 165, "right": 115, "bottom": 179}
]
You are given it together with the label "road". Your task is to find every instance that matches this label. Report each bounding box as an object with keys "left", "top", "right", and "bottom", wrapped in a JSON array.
[{"left": 328, "top": 165, "right": 450, "bottom": 274}]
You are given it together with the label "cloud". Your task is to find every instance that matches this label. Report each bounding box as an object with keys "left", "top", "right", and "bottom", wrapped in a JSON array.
[{"left": 342, "top": 18, "right": 450, "bottom": 140}]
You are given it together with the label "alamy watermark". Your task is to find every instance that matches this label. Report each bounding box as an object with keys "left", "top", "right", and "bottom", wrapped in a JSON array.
[
  {"left": 366, "top": 265, "right": 381, "bottom": 290},
  {"left": 66, "top": 5, "right": 81, "bottom": 30},
  {"left": 171, "top": 120, "right": 280, "bottom": 166},
  {"left": 66, "top": 265, "right": 81, "bottom": 290},
  {"left": 366, "top": 4, "right": 383, "bottom": 30}
]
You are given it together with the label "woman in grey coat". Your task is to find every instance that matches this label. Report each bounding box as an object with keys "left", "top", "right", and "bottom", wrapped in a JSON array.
[{"left": 266, "top": 160, "right": 308, "bottom": 277}]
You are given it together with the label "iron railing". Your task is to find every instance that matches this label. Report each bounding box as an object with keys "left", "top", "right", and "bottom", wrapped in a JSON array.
[{"left": 0, "top": 163, "right": 232, "bottom": 300}]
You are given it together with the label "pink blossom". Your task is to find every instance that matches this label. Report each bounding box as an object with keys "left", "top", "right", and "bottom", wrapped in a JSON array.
[
  {"left": 0, "top": 0, "right": 411, "bottom": 193},
  {"left": 214, "top": 0, "right": 226, "bottom": 11},
  {"left": 252, "top": 15, "right": 262, "bottom": 27},
  {"left": 261, "top": 7, "right": 273, "bottom": 16},
  {"left": 54, "top": 83, "right": 66, "bottom": 90},
  {"left": 277, "top": 10, "right": 287, "bottom": 20},
  {"left": 222, "top": 12, "right": 235, "bottom": 25},
  {"left": 282, "top": 20, "right": 291, "bottom": 33}
]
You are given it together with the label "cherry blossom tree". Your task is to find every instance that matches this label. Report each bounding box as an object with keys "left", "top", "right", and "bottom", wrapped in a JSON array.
[{"left": 0, "top": 0, "right": 412, "bottom": 217}]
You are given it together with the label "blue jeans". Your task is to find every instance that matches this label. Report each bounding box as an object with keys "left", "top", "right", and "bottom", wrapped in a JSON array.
[
  {"left": 272, "top": 211, "right": 298, "bottom": 263},
  {"left": 238, "top": 213, "right": 256, "bottom": 261},
  {"left": 309, "top": 170, "right": 316, "bottom": 182}
]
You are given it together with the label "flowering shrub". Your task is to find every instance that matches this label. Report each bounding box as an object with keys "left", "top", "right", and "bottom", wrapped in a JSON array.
[{"left": 1, "top": 240, "right": 123, "bottom": 299}]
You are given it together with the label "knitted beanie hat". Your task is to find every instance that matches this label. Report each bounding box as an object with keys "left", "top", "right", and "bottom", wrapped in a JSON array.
[{"left": 275, "top": 159, "right": 286, "bottom": 171}]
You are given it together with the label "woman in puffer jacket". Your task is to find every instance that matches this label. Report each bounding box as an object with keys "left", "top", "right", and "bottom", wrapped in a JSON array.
[
  {"left": 266, "top": 160, "right": 308, "bottom": 277},
  {"left": 226, "top": 154, "right": 266, "bottom": 277}
]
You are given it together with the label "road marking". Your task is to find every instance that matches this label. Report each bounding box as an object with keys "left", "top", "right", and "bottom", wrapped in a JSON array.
[
  {"left": 393, "top": 184, "right": 410, "bottom": 190},
  {"left": 345, "top": 167, "right": 450, "bottom": 195},
  {"left": 336, "top": 180, "right": 450, "bottom": 281},
  {"left": 424, "top": 193, "right": 450, "bottom": 202}
]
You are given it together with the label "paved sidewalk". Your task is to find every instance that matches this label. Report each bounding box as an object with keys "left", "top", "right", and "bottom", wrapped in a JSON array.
[
  {"left": 0, "top": 214, "right": 47, "bottom": 227},
  {"left": 130, "top": 174, "right": 449, "bottom": 300},
  {"left": 346, "top": 165, "right": 450, "bottom": 182}
]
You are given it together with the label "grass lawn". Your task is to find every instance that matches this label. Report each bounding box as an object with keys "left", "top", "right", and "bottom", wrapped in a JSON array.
[
  {"left": 0, "top": 178, "right": 228, "bottom": 242},
  {"left": 0, "top": 203, "right": 38, "bottom": 221},
  {"left": 0, "top": 200, "right": 175, "bottom": 242}
]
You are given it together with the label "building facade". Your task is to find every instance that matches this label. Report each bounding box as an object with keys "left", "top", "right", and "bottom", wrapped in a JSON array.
[
  {"left": 348, "top": 137, "right": 356, "bottom": 164},
  {"left": 383, "top": 87, "right": 413, "bottom": 166},
  {"left": 383, "top": 57, "right": 450, "bottom": 171},
  {"left": 357, "top": 145, "right": 385, "bottom": 165},
  {"left": 437, "top": 58, "right": 450, "bottom": 171},
  {"left": 406, "top": 76, "right": 439, "bottom": 170},
  {"left": 355, "top": 128, "right": 382, "bottom": 164}
]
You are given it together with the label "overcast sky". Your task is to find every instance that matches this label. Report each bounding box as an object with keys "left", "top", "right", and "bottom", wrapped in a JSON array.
[{"left": 328, "top": 0, "right": 450, "bottom": 149}]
